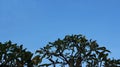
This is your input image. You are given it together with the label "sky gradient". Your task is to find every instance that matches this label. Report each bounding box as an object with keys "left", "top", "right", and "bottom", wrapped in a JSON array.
[{"left": 0, "top": 0, "right": 120, "bottom": 59}]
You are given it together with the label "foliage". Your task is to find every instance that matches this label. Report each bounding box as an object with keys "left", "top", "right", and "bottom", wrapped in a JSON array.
[
  {"left": 0, "top": 41, "right": 41, "bottom": 67},
  {"left": 0, "top": 34, "right": 120, "bottom": 67},
  {"left": 36, "top": 34, "right": 120, "bottom": 67}
]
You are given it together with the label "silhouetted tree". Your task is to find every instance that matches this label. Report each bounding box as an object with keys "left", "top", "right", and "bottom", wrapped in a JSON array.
[
  {"left": 0, "top": 34, "right": 120, "bottom": 67},
  {"left": 0, "top": 41, "right": 41, "bottom": 67},
  {"left": 36, "top": 34, "right": 120, "bottom": 67}
]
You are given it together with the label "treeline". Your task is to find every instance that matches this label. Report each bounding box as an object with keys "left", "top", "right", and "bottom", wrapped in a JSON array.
[{"left": 0, "top": 34, "right": 120, "bottom": 67}]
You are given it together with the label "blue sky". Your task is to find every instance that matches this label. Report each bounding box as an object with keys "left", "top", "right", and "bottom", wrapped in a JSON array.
[{"left": 0, "top": 0, "right": 120, "bottom": 59}]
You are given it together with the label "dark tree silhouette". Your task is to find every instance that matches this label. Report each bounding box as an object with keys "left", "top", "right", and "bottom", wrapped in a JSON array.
[
  {"left": 36, "top": 34, "right": 120, "bottom": 67},
  {"left": 0, "top": 41, "right": 41, "bottom": 67},
  {"left": 0, "top": 34, "right": 120, "bottom": 67}
]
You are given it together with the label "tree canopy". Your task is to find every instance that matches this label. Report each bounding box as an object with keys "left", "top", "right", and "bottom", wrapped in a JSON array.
[
  {"left": 36, "top": 34, "right": 120, "bottom": 67},
  {"left": 0, "top": 34, "right": 120, "bottom": 67},
  {"left": 0, "top": 41, "right": 41, "bottom": 67}
]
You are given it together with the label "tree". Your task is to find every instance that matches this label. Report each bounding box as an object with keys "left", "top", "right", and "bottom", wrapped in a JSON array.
[
  {"left": 36, "top": 34, "right": 120, "bottom": 67},
  {"left": 0, "top": 34, "right": 120, "bottom": 67},
  {"left": 0, "top": 41, "right": 41, "bottom": 67}
]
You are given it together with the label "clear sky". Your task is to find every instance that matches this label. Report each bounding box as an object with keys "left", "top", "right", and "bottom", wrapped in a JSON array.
[{"left": 0, "top": 0, "right": 120, "bottom": 59}]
